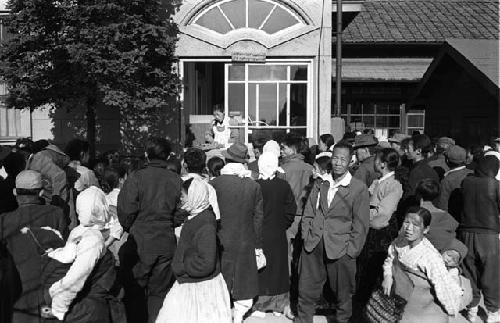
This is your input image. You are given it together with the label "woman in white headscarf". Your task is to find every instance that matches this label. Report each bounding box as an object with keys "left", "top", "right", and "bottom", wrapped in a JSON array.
[
  {"left": 44, "top": 186, "right": 121, "bottom": 322},
  {"left": 251, "top": 152, "right": 297, "bottom": 319},
  {"left": 156, "top": 177, "right": 231, "bottom": 323}
]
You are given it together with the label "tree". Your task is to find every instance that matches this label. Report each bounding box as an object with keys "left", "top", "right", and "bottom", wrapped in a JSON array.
[{"left": 0, "top": 0, "right": 180, "bottom": 157}]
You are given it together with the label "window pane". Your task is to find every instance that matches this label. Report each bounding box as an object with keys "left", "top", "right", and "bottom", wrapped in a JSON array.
[
  {"left": 377, "top": 103, "right": 400, "bottom": 114},
  {"left": 407, "top": 115, "right": 424, "bottom": 128},
  {"left": 362, "top": 116, "right": 374, "bottom": 128},
  {"left": 248, "top": 0, "right": 274, "bottom": 28},
  {"left": 220, "top": 0, "right": 246, "bottom": 29},
  {"left": 228, "top": 83, "right": 246, "bottom": 122},
  {"left": 290, "top": 84, "right": 307, "bottom": 126},
  {"left": 248, "top": 83, "right": 257, "bottom": 123},
  {"left": 278, "top": 83, "right": 287, "bottom": 126},
  {"left": 229, "top": 64, "right": 245, "bottom": 81},
  {"left": 248, "top": 65, "right": 287, "bottom": 81},
  {"left": 261, "top": 5, "right": 298, "bottom": 34},
  {"left": 364, "top": 103, "right": 375, "bottom": 114},
  {"left": 258, "top": 83, "right": 278, "bottom": 126},
  {"left": 351, "top": 103, "right": 362, "bottom": 114},
  {"left": 376, "top": 116, "right": 400, "bottom": 128},
  {"left": 290, "top": 65, "right": 307, "bottom": 81},
  {"left": 196, "top": 6, "right": 232, "bottom": 34}
]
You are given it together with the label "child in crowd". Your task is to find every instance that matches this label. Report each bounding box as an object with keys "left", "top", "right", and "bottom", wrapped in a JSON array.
[
  {"left": 102, "top": 167, "right": 126, "bottom": 265},
  {"left": 207, "top": 156, "right": 225, "bottom": 180},
  {"left": 212, "top": 108, "right": 231, "bottom": 147},
  {"left": 156, "top": 178, "right": 231, "bottom": 323}
]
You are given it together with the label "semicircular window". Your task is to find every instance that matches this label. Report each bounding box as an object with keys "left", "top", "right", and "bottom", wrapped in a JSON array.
[{"left": 193, "top": 0, "right": 304, "bottom": 35}]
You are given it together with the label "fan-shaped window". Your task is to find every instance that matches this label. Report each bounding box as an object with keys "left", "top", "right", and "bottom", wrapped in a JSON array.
[{"left": 193, "top": 0, "right": 303, "bottom": 35}]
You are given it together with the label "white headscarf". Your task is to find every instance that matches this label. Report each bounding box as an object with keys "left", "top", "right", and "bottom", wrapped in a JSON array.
[
  {"left": 263, "top": 140, "right": 281, "bottom": 158},
  {"left": 258, "top": 152, "right": 284, "bottom": 180},
  {"left": 182, "top": 177, "right": 211, "bottom": 217},
  {"left": 76, "top": 186, "right": 110, "bottom": 230}
]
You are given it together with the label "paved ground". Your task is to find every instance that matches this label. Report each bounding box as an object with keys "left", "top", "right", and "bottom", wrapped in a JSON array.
[{"left": 243, "top": 312, "right": 476, "bottom": 323}]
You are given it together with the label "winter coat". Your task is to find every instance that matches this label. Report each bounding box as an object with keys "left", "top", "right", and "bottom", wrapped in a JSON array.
[
  {"left": 353, "top": 155, "right": 380, "bottom": 188},
  {"left": 117, "top": 159, "right": 182, "bottom": 256},
  {"left": 211, "top": 175, "right": 264, "bottom": 300}
]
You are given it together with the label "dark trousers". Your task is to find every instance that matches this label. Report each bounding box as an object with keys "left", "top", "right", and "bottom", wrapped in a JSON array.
[
  {"left": 458, "top": 231, "right": 500, "bottom": 312},
  {"left": 296, "top": 239, "right": 356, "bottom": 323},
  {"left": 119, "top": 237, "right": 175, "bottom": 323}
]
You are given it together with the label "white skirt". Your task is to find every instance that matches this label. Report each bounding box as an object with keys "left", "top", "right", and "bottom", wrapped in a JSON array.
[{"left": 155, "top": 273, "right": 232, "bottom": 323}]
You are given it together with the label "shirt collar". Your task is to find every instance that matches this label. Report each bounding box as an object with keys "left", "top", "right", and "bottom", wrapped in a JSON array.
[
  {"left": 325, "top": 171, "right": 352, "bottom": 189},
  {"left": 378, "top": 171, "right": 395, "bottom": 183},
  {"left": 444, "top": 166, "right": 466, "bottom": 177}
]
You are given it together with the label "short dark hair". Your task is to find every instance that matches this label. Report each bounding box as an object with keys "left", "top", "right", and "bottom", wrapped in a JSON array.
[
  {"left": 316, "top": 155, "right": 332, "bottom": 172},
  {"left": 282, "top": 133, "right": 303, "bottom": 152},
  {"left": 412, "top": 134, "right": 432, "bottom": 155},
  {"left": 376, "top": 148, "right": 400, "bottom": 171},
  {"left": 15, "top": 188, "right": 42, "bottom": 196},
  {"left": 146, "top": 137, "right": 171, "bottom": 161},
  {"left": 332, "top": 141, "right": 353, "bottom": 156},
  {"left": 320, "top": 134, "right": 335, "bottom": 150},
  {"left": 406, "top": 206, "right": 432, "bottom": 228},
  {"left": 207, "top": 157, "right": 225, "bottom": 177},
  {"left": 65, "top": 139, "right": 90, "bottom": 161},
  {"left": 101, "top": 167, "right": 123, "bottom": 194},
  {"left": 3, "top": 152, "right": 26, "bottom": 177},
  {"left": 252, "top": 137, "right": 267, "bottom": 154},
  {"left": 415, "top": 178, "right": 440, "bottom": 201},
  {"left": 166, "top": 157, "right": 182, "bottom": 174},
  {"left": 184, "top": 148, "right": 206, "bottom": 173}
]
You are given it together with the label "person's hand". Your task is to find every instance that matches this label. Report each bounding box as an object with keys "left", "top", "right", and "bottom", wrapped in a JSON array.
[{"left": 382, "top": 276, "right": 393, "bottom": 295}]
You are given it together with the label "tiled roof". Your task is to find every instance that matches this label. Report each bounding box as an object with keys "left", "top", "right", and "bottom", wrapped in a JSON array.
[
  {"left": 332, "top": 58, "right": 432, "bottom": 81},
  {"left": 343, "top": 0, "right": 499, "bottom": 43},
  {"left": 446, "top": 38, "right": 499, "bottom": 87}
]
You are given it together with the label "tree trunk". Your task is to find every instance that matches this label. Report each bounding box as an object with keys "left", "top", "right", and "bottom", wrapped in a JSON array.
[{"left": 86, "top": 103, "right": 96, "bottom": 160}]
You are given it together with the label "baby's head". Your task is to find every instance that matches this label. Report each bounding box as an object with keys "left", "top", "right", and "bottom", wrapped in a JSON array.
[
  {"left": 441, "top": 238, "right": 468, "bottom": 268},
  {"left": 442, "top": 249, "right": 460, "bottom": 268}
]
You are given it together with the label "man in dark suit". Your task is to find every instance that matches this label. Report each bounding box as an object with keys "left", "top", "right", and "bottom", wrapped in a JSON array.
[{"left": 297, "top": 142, "right": 370, "bottom": 323}]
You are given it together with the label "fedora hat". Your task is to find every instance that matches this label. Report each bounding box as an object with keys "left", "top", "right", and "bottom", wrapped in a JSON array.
[
  {"left": 388, "top": 133, "right": 410, "bottom": 144},
  {"left": 353, "top": 134, "right": 378, "bottom": 149},
  {"left": 222, "top": 142, "right": 249, "bottom": 163}
]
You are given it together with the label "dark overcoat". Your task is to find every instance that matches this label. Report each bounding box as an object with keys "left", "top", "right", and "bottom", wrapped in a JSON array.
[{"left": 211, "top": 175, "right": 264, "bottom": 300}]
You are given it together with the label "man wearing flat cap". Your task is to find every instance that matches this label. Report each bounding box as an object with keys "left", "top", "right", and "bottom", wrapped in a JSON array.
[
  {"left": 1, "top": 170, "right": 67, "bottom": 323},
  {"left": 428, "top": 137, "right": 455, "bottom": 179},
  {"left": 352, "top": 134, "right": 380, "bottom": 188},
  {"left": 211, "top": 142, "right": 264, "bottom": 323},
  {"left": 437, "top": 145, "right": 473, "bottom": 218}
]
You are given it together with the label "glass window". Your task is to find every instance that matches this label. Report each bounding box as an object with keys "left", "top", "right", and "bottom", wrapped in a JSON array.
[
  {"left": 278, "top": 83, "right": 287, "bottom": 126},
  {"left": 290, "top": 84, "right": 307, "bottom": 126},
  {"left": 220, "top": 0, "right": 246, "bottom": 29},
  {"left": 407, "top": 114, "right": 424, "bottom": 128},
  {"left": 228, "top": 83, "right": 246, "bottom": 121},
  {"left": 261, "top": 5, "right": 299, "bottom": 34},
  {"left": 258, "top": 83, "right": 278, "bottom": 126},
  {"left": 248, "top": 0, "right": 274, "bottom": 28},
  {"left": 193, "top": 0, "right": 303, "bottom": 35},
  {"left": 229, "top": 64, "right": 245, "bottom": 81},
  {"left": 196, "top": 6, "right": 232, "bottom": 34},
  {"left": 362, "top": 116, "right": 375, "bottom": 128},
  {"left": 248, "top": 65, "right": 287, "bottom": 81},
  {"left": 248, "top": 83, "right": 257, "bottom": 123},
  {"left": 376, "top": 116, "right": 400, "bottom": 128},
  {"left": 290, "top": 65, "right": 307, "bottom": 81}
]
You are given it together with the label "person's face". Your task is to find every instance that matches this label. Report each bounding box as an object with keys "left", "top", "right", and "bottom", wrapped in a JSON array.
[
  {"left": 402, "top": 213, "right": 428, "bottom": 243},
  {"left": 213, "top": 111, "right": 224, "bottom": 122},
  {"left": 280, "top": 144, "right": 295, "bottom": 157},
  {"left": 391, "top": 142, "right": 402, "bottom": 154},
  {"left": 405, "top": 143, "right": 417, "bottom": 160},
  {"left": 331, "top": 148, "right": 351, "bottom": 176},
  {"left": 180, "top": 189, "right": 188, "bottom": 207},
  {"left": 355, "top": 147, "right": 369, "bottom": 162},
  {"left": 442, "top": 250, "right": 460, "bottom": 268},
  {"left": 318, "top": 140, "right": 327, "bottom": 152},
  {"left": 374, "top": 155, "right": 384, "bottom": 174}
]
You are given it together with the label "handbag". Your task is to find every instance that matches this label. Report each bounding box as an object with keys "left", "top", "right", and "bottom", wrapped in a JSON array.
[{"left": 364, "top": 256, "right": 414, "bottom": 323}]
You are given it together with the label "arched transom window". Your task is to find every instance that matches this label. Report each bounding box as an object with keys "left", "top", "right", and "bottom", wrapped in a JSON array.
[{"left": 193, "top": 0, "right": 304, "bottom": 35}]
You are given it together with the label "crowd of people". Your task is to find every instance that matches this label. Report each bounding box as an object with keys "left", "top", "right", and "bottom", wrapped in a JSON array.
[{"left": 0, "top": 130, "right": 499, "bottom": 323}]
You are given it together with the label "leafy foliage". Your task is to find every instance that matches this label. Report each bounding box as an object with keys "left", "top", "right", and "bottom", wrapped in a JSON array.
[{"left": 0, "top": 0, "right": 181, "bottom": 153}]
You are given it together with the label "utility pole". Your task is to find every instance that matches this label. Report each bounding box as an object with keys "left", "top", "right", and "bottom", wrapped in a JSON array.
[{"left": 336, "top": 0, "right": 342, "bottom": 116}]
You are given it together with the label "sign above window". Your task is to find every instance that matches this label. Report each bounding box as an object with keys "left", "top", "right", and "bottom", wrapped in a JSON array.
[{"left": 193, "top": 0, "right": 304, "bottom": 35}]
